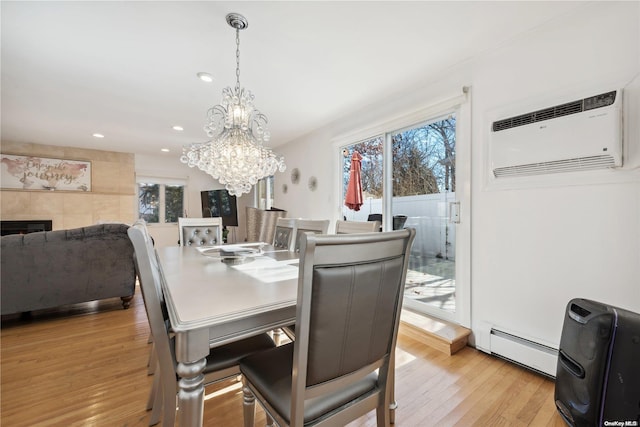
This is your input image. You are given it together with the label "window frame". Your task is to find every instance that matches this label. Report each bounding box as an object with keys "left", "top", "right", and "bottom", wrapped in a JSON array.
[{"left": 136, "top": 176, "right": 187, "bottom": 225}]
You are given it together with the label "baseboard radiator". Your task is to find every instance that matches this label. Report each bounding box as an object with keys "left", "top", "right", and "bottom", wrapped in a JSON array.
[{"left": 489, "top": 328, "right": 558, "bottom": 378}]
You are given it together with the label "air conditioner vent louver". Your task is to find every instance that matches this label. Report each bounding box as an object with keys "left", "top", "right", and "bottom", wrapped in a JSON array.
[
  {"left": 492, "top": 90, "right": 617, "bottom": 132},
  {"left": 489, "top": 89, "right": 622, "bottom": 178},
  {"left": 534, "top": 108, "right": 555, "bottom": 122},
  {"left": 554, "top": 100, "right": 583, "bottom": 118},
  {"left": 494, "top": 155, "right": 617, "bottom": 178}
]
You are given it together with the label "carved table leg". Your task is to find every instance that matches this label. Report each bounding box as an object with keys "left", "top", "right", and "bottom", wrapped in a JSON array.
[
  {"left": 242, "top": 382, "right": 256, "bottom": 427},
  {"left": 177, "top": 357, "right": 207, "bottom": 427}
]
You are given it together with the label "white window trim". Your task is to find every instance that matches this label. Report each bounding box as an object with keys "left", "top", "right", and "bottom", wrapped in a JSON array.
[{"left": 136, "top": 175, "right": 188, "bottom": 225}]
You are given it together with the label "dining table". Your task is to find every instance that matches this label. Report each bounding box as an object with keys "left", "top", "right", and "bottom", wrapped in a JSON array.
[{"left": 157, "top": 241, "right": 398, "bottom": 427}]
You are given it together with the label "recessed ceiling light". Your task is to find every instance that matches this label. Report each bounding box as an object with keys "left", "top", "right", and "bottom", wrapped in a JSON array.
[
  {"left": 197, "top": 72, "right": 214, "bottom": 83},
  {"left": 172, "top": 125, "right": 184, "bottom": 131},
  {"left": 92, "top": 133, "right": 105, "bottom": 138},
  {"left": 161, "top": 148, "right": 170, "bottom": 152}
]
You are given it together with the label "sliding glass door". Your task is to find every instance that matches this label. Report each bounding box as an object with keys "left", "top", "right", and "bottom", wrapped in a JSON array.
[
  {"left": 391, "top": 114, "right": 458, "bottom": 319},
  {"left": 339, "top": 103, "right": 469, "bottom": 324}
]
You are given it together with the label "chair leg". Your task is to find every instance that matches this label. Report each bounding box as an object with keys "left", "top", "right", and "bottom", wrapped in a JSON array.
[
  {"left": 162, "top": 387, "right": 176, "bottom": 427},
  {"left": 148, "top": 342, "right": 157, "bottom": 375},
  {"left": 389, "top": 400, "right": 398, "bottom": 424},
  {"left": 266, "top": 414, "right": 275, "bottom": 427},
  {"left": 147, "top": 363, "right": 163, "bottom": 426},
  {"left": 389, "top": 351, "right": 396, "bottom": 424},
  {"left": 147, "top": 367, "right": 160, "bottom": 410},
  {"left": 376, "top": 401, "right": 390, "bottom": 427},
  {"left": 242, "top": 383, "right": 256, "bottom": 427}
]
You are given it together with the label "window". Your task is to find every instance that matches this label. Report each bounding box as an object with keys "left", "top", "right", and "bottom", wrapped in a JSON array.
[
  {"left": 255, "top": 176, "right": 275, "bottom": 210},
  {"left": 138, "top": 182, "right": 184, "bottom": 224},
  {"left": 342, "top": 136, "right": 384, "bottom": 203}
]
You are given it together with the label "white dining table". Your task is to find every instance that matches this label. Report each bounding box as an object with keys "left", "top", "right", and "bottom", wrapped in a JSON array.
[{"left": 157, "top": 243, "right": 299, "bottom": 427}]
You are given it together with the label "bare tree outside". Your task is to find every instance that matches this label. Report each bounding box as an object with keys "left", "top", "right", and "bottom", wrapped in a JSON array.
[
  {"left": 392, "top": 116, "right": 456, "bottom": 196},
  {"left": 138, "top": 183, "right": 184, "bottom": 223},
  {"left": 165, "top": 185, "right": 184, "bottom": 223},
  {"left": 139, "top": 183, "right": 159, "bottom": 223},
  {"left": 341, "top": 116, "right": 456, "bottom": 199}
]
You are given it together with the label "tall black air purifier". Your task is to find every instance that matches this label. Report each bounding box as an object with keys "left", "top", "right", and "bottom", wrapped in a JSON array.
[{"left": 555, "top": 298, "right": 640, "bottom": 426}]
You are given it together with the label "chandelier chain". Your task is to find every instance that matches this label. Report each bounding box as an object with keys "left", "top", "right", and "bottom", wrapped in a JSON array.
[{"left": 235, "top": 28, "right": 241, "bottom": 93}]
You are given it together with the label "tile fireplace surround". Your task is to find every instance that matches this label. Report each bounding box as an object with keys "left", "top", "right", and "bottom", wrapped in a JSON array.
[{"left": 0, "top": 142, "right": 137, "bottom": 229}]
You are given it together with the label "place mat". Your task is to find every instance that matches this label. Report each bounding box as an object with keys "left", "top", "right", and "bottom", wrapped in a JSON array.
[{"left": 232, "top": 257, "right": 299, "bottom": 283}]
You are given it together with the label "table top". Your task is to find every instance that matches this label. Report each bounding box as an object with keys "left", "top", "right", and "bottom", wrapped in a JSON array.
[{"left": 157, "top": 243, "right": 299, "bottom": 333}]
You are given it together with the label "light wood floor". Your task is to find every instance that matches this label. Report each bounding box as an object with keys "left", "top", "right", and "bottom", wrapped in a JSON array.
[{"left": 1, "top": 289, "right": 566, "bottom": 426}]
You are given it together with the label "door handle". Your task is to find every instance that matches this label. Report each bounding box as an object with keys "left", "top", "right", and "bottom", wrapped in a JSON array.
[{"left": 449, "top": 202, "right": 460, "bottom": 224}]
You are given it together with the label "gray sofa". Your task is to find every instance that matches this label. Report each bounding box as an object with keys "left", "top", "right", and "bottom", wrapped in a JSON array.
[{"left": 1, "top": 223, "right": 136, "bottom": 315}]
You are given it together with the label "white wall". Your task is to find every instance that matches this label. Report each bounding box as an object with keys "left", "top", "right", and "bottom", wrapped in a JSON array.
[
  {"left": 274, "top": 1, "right": 640, "bottom": 355},
  {"left": 470, "top": 1, "right": 640, "bottom": 350}
]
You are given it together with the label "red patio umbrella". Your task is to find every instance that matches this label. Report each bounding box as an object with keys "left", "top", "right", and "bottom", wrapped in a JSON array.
[{"left": 344, "top": 151, "right": 364, "bottom": 211}]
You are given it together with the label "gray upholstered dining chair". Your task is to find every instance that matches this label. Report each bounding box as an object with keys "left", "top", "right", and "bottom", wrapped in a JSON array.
[
  {"left": 272, "top": 218, "right": 297, "bottom": 251},
  {"left": 128, "top": 220, "right": 276, "bottom": 426},
  {"left": 281, "top": 221, "right": 380, "bottom": 341},
  {"left": 240, "top": 228, "right": 416, "bottom": 427},
  {"left": 293, "top": 219, "right": 330, "bottom": 253},
  {"left": 178, "top": 217, "right": 223, "bottom": 247},
  {"left": 335, "top": 219, "right": 381, "bottom": 234},
  {"left": 280, "top": 218, "right": 330, "bottom": 342},
  {"left": 246, "top": 207, "right": 287, "bottom": 244}
]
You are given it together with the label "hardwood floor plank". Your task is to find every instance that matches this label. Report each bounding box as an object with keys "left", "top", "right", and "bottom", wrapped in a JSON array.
[
  {"left": 1, "top": 289, "right": 565, "bottom": 426},
  {"left": 415, "top": 354, "right": 508, "bottom": 426}
]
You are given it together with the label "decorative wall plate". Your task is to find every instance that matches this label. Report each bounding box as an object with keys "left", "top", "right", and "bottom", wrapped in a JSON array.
[
  {"left": 308, "top": 176, "right": 317, "bottom": 191},
  {"left": 290, "top": 168, "right": 300, "bottom": 184}
]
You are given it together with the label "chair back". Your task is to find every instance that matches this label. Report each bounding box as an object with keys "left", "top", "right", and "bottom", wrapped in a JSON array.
[
  {"left": 291, "top": 228, "right": 415, "bottom": 425},
  {"left": 272, "top": 218, "right": 297, "bottom": 251},
  {"left": 293, "top": 219, "right": 330, "bottom": 252},
  {"left": 128, "top": 221, "right": 178, "bottom": 404},
  {"left": 392, "top": 215, "right": 407, "bottom": 230},
  {"left": 245, "top": 207, "right": 287, "bottom": 243},
  {"left": 335, "top": 220, "right": 381, "bottom": 234},
  {"left": 367, "top": 213, "right": 383, "bottom": 223},
  {"left": 178, "top": 217, "right": 223, "bottom": 246}
]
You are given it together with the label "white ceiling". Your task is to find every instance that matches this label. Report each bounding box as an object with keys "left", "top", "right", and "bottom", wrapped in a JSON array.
[{"left": 1, "top": 1, "right": 585, "bottom": 157}]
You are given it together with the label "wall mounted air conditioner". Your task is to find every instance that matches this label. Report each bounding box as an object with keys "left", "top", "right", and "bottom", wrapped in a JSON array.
[{"left": 490, "top": 90, "right": 623, "bottom": 178}]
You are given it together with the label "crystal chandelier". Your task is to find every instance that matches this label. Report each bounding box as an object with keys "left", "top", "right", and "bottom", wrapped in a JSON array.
[{"left": 181, "top": 13, "right": 286, "bottom": 196}]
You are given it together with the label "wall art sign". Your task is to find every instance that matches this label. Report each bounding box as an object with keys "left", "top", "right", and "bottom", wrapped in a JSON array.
[{"left": 1, "top": 154, "right": 91, "bottom": 191}]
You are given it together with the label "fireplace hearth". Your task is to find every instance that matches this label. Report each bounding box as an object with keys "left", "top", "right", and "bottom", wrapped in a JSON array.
[{"left": 0, "top": 220, "right": 53, "bottom": 236}]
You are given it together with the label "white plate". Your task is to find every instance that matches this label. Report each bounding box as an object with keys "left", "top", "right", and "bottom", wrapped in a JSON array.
[{"left": 200, "top": 246, "right": 262, "bottom": 263}]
